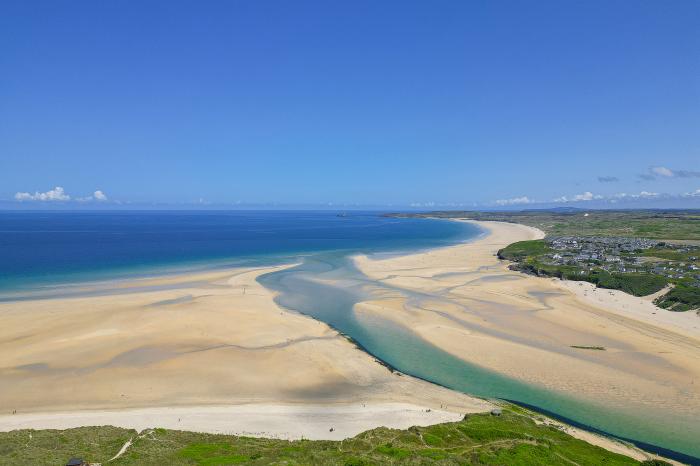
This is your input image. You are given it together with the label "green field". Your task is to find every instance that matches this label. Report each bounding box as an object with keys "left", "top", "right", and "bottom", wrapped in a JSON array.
[
  {"left": 655, "top": 284, "right": 700, "bottom": 312},
  {"left": 496, "top": 240, "right": 551, "bottom": 261},
  {"left": 390, "top": 210, "right": 700, "bottom": 241},
  {"left": 0, "top": 411, "right": 666, "bottom": 466}
]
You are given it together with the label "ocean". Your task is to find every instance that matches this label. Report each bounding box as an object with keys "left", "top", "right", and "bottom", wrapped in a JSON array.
[{"left": 0, "top": 211, "right": 476, "bottom": 292}]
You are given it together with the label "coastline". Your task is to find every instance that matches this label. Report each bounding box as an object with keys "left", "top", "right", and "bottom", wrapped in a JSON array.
[
  {"left": 353, "top": 220, "right": 700, "bottom": 459},
  {"left": 0, "top": 219, "right": 695, "bottom": 462}
]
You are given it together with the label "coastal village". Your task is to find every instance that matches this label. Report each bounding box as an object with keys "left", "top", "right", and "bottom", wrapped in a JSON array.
[{"left": 542, "top": 236, "right": 700, "bottom": 286}]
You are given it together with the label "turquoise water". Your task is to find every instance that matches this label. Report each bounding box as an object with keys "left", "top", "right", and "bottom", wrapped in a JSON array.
[
  {"left": 259, "top": 253, "right": 700, "bottom": 462},
  {"left": 1, "top": 211, "right": 697, "bottom": 462}
]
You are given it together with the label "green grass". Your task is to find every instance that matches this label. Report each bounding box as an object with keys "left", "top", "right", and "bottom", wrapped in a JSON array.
[
  {"left": 498, "top": 240, "right": 552, "bottom": 261},
  {"left": 0, "top": 411, "right": 654, "bottom": 465},
  {"left": 535, "top": 266, "right": 667, "bottom": 297},
  {"left": 177, "top": 443, "right": 249, "bottom": 465},
  {"left": 390, "top": 210, "right": 700, "bottom": 241},
  {"left": 593, "top": 271, "right": 668, "bottom": 297},
  {"left": 655, "top": 284, "right": 700, "bottom": 312},
  {"left": 641, "top": 248, "right": 691, "bottom": 261},
  {"left": 0, "top": 426, "right": 133, "bottom": 465}
]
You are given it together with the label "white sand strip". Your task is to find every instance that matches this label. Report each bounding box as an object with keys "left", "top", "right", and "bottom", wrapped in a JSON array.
[
  {"left": 555, "top": 280, "right": 700, "bottom": 339},
  {"left": 0, "top": 403, "right": 463, "bottom": 440}
]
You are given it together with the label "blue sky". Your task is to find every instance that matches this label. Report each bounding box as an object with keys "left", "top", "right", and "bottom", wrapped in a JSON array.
[{"left": 1, "top": 0, "right": 699, "bottom": 209}]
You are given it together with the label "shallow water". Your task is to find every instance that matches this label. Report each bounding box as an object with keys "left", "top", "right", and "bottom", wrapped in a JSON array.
[{"left": 259, "top": 252, "right": 700, "bottom": 462}]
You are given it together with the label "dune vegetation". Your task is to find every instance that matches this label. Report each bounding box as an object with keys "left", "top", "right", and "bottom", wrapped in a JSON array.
[{"left": 0, "top": 411, "right": 666, "bottom": 465}]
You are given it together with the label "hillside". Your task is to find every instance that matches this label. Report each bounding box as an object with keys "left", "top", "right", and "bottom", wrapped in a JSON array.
[{"left": 0, "top": 410, "right": 670, "bottom": 465}]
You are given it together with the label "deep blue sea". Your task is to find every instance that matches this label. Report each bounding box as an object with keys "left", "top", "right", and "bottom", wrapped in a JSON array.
[{"left": 0, "top": 211, "right": 477, "bottom": 292}]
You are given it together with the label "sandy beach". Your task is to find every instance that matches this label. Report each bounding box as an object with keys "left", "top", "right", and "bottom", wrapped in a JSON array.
[
  {"left": 354, "top": 221, "right": 700, "bottom": 428},
  {"left": 0, "top": 263, "right": 489, "bottom": 434},
  {"left": 555, "top": 280, "right": 700, "bottom": 339},
  {"left": 0, "top": 403, "right": 463, "bottom": 441}
]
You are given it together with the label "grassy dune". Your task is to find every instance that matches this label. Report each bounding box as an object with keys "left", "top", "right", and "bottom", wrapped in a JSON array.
[{"left": 0, "top": 411, "right": 664, "bottom": 465}]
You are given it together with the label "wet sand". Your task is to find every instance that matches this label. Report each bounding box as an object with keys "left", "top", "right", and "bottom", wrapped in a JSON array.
[
  {"left": 0, "top": 264, "right": 490, "bottom": 429},
  {"left": 354, "top": 221, "right": 700, "bottom": 433}
]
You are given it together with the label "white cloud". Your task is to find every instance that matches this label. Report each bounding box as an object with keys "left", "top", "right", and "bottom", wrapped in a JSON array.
[
  {"left": 651, "top": 166, "right": 674, "bottom": 177},
  {"left": 613, "top": 191, "right": 659, "bottom": 199},
  {"left": 573, "top": 192, "right": 595, "bottom": 201},
  {"left": 643, "top": 166, "right": 700, "bottom": 179},
  {"left": 76, "top": 190, "right": 109, "bottom": 202},
  {"left": 551, "top": 188, "right": 695, "bottom": 204},
  {"left": 13, "top": 187, "right": 109, "bottom": 203},
  {"left": 554, "top": 192, "right": 603, "bottom": 203},
  {"left": 494, "top": 196, "right": 533, "bottom": 206},
  {"left": 14, "top": 186, "right": 71, "bottom": 202}
]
